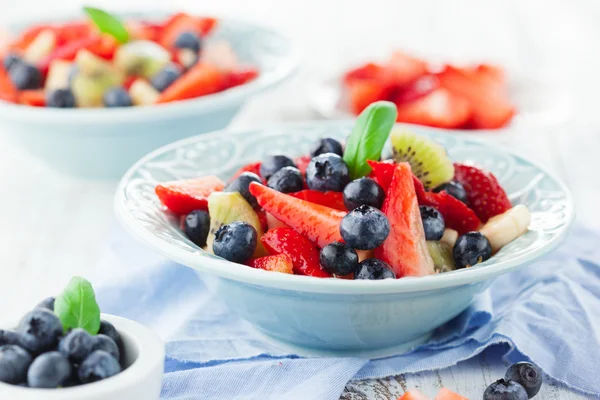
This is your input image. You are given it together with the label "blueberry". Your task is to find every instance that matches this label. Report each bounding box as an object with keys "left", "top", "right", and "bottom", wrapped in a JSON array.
[
  {"left": 340, "top": 204, "right": 390, "bottom": 250},
  {"left": 46, "top": 89, "right": 76, "bottom": 108},
  {"left": 182, "top": 210, "right": 211, "bottom": 247},
  {"left": 319, "top": 242, "right": 359, "bottom": 276},
  {"left": 354, "top": 258, "right": 396, "bottom": 280},
  {"left": 420, "top": 206, "right": 445, "bottom": 241},
  {"left": 259, "top": 155, "right": 295, "bottom": 180},
  {"left": 3, "top": 53, "right": 21, "bottom": 72},
  {"left": 35, "top": 297, "right": 55, "bottom": 311},
  {"left": 92, "top": 334, "right": 120, "bottom": 361},
  {"left": 17, "top": 309, "right": 63, "bottom": 354},
  {"left": 174, "top": 31, "right": 202, "bottom": 53},
  {"left": 433, "top": 181, "right": 468, "bottom": 204},
  {"left": 98, "top": 320, "right": 123, "bottom": 353},
  {"left": 224, "top": 172, "right": 262, "bottom": 208},
  {"left": 453, "top": 232, "right": 492, "bottom": 268},
  {"left": 78, "top": 350, "right": 121, "bottom": 384},
  {"left": 213, "top": 221, "right": 257, "bottom": 264},
  {"left": 0, "top": 330, "right": 25, "bottom": 347},
  {"left": 343, "top": 177, "right": 385, "bottom": 210},
  {"left": 310, "top": 137, "right": 343, "bottom": 158},
  {"left": 0, "top": 345, "right": 32, "bottom": 384},
  {"left": 505, "top": 362, "right": 543, "bottom": 398},
  {"left": 27, "top": 351, "right": 71, "bottom": 388},
  {"left": 306, "top": 153, "right": 350, "bottom": 192},
  {"left": 58, "top": 328, "right": 94, "bottom": 363},
  {"left": 151, "top": 64, "right": 182, "bottom": 92},
  {"left": 267, "top": 166, "right": 304, "bottom": 193},
  {"left": 484, "top": 379, "right": 528, "bottom": 400},
  {"left": 103, "top": 87, "right": 133, "bottom": 108},
  {"left": 9, "top": 61, "right": 42, "bottom": 90}
]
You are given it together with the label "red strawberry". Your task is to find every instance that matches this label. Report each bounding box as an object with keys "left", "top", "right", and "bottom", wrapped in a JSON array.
[
  {"left": 222, "top": 67, "right": 259, "bottom": 89},
  {"left": 256, "top": 208, "right": 268, "bottom": 232},
  {"left": 288, "top": 190, "right": 346, "bottom": 211},
  {"left": 261, "top": 228, "right": 331, "bottom": 277},
  {"left": 155, "top": 176, "right": 225, "bottom": 214},
  {"left": 248, "top": 253, "right": 293, "bottom": 274},
  {"left": 453, "top": 163, "right": 511, "bottom": 222},
  {"left": 367, "top": 160, "right": 396, "bottom": 191},
  {"left": 434, "top": 388, "right": 468, "bottom": 400},
  {"left": 294, "top": 155, "right": 312, "bottom": 176},
  {"left": 230, "top": 161, "right": 263, "bottom": 182},
  {"left": 395, "top": 87, "right": 471, "bottom": 129},
  {"left": 250, "top": 183, "right": 345, "bottom": 248},
  {"left": 392, "top": 74, "right": 439, "bottom": 105},
  {"left": 347, "top": 79, "right": 389, "bottom": 115},
  {"left": 343, "top": 62, "right": 385, "bottom": 83},
  {"left": 399, "top": 390, "right": 431, "bottom": 400},
  {"left": 381, "top": 51, "right": 428, "bottom": 87}
]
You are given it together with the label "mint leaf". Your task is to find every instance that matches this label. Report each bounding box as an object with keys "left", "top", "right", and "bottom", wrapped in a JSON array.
[
  {"left": 54, "top": 276, "right": 101, "bottom": 335},
  {"left": 83, "top": 6, "right": 129, "bottom": 44},
  {"left": 343, "top": 101, "right": 397, "bottom": 179}
]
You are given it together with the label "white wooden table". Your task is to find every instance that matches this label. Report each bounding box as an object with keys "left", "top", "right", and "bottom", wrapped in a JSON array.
[{"left": 1, "top": 0, "right": 598, "bottom": 398}]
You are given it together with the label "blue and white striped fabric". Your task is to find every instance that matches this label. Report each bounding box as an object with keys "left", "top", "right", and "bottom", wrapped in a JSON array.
[{"left": 96, "top": 224, "right": 600, "bottom": 399}]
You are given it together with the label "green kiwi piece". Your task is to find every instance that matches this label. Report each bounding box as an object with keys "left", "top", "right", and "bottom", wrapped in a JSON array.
[
  {"left": 207, "top": 192, "right": 267, "bottom": 258},
  {"left": 114, "top": 40, "right": 171, "bottom": 78},
  {"left": 390, "top": 129, "right": 454, "bottom": 190},
  {"left": 427, "top": 241, "right": 455, "bottom": 273}
]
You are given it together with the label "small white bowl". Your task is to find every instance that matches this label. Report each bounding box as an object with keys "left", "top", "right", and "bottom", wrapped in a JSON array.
[{"left": 0, "top": 314, "right": 164, "bottom": 400}]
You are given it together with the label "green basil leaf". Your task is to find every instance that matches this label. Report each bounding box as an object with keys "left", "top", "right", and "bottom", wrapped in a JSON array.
[
  {"left": 54, "top": 276, "right": 101, "bottom": 335},
  {"left": 343, "top": 101, "right": 397, "bottom": 179},
  {"left": 83, "top": 6, "right": 129, "bottom": 44}
]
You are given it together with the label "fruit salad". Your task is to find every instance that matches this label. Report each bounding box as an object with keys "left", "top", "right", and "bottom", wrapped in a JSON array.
[
  {"left": 0, "top": 8, "right": 258, "bottom": 108},
  {"left": 155, "top": 101, "right": 530, "bottom": 280},
  {"left": 343, "top": 51, "right": 516, "bottom": 130}
]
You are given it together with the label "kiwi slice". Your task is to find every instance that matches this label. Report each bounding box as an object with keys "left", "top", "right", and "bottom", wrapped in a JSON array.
[
  {"left": 390, "top": 129, "right": 454, "bottom": 190},
  {"left": 427, "top": 241, "right": 455, "bottom": 273},
  {"left": 206, "top": 192, "right": 267, "bottom": 258},
  {"left": 114, "top": 40, "right": 171, "bottom": 78}
]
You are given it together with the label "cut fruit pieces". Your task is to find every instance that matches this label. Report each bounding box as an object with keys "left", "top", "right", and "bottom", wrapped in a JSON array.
[
  {"left": 398, "top": 389, "right": 431, "bottom": 400},
  {"left": 479, "top": 205, "right": 530, "bottom": 252},
  {"left": 440, "top": 228, "right": 458, "bottom": 248},
  {"left": 390, "top": 129, "right": 454, "bottom": 190},
  {"left": 347, "top": 79, "right": 389, "bottom": 115},
  {"left": 434, "top": 387, "right": 468, "bottom": 400},
  {"left": 288, "top": 190, "right": 346, "bottom": 211},
  {"left": 129, "top": 79, "right": 159, "bottom": 106},
  {"left": 374, "top": 162, "right": 434, "bottom": 277},
  {"left": 114, "top": 40, "right": 171, "bottom": 78},
  {"left": 155, "top": 175, "right": 225, "bottom": 214},
  {"left": 250, "top": 182, "right": 345, "bottom": 248},
  {"left": 395, "top": 87, "right": 471, "bottom": 129},
  {"left": 156, "top": 63, "right": 223, "bottom": 104},
  {"left": 427, "top": 241, "right": 455, "bottom": 273},
  {"left": 23, "top": 29, "right": 56, "bottom": 64},
  {"left": 248, "top": 254, "right": 293, "bottom": 274},
  {"left": 45, "top": 60, "right": 72, "bottom": 90}
]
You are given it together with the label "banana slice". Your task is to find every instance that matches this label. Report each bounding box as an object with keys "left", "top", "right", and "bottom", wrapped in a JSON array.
[
  {"left": 129, "top": 79, "right": 160, "bottom": 106},
  {"left": 440, "top": 228, "right": 458, "bottom": 248},
  {"left": 479, "top": 205, "right": 531, "bottom": 252},
  {"left": 45, "top": 61, "right": 73, "bottom": 91},
  {"left": 24, "top": 29, "right": 56, "bottom": 64}
]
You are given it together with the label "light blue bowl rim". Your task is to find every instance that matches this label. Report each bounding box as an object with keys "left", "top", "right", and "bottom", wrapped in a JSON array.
[
  {"left": 0, "top": 10, "right": 300, "bottom": 126},
  {"left": 114, "top": 120, "right": 575, "bottom": 295}
]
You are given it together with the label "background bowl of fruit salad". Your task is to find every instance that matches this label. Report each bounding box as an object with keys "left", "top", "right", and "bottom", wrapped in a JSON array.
[
  {"left": 0, "top": 8, "right": 299, "bottom": 179},
  {"left": 115, "top": 102, "right": 574, "bottom": 357}
]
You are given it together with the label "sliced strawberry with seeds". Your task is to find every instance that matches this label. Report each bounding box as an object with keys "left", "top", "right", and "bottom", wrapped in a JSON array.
[
  {"left": 155, "top": 176, "right": 225, "bottom": 214},
  {"left": 248, "top": 253, "right": 294, "bottom": 274},
  {"left": 230, "top": 161, "right": 263, "bottom": 182},
  {"left": 392, "top": 74, "right": 439, "bottom": 105},
  {"left": 380, "top": 51, "right": 428, "bottom": 87},
  {"left": 288, "top": 190, "right": 346, "bottom": 211},
  {"left": 395, "top": 87, "right": 471, "bottom": 129},
  {"left": 347, "top": 79, "right": 390, "bottom": 115},
  {"left": 367, "top": 160, "right": 396, "bottom": 191}
]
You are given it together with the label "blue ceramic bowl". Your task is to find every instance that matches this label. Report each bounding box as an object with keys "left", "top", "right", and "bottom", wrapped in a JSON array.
[
  {"left": 115, "top": 121, "right": 574, "bottom": 358},
  {"left": 0, "top": 12, "right": 298, "bottom": 179}
]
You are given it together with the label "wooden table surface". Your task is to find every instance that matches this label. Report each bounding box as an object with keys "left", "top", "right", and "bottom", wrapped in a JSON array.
[{"left": 1, "top": 0, "right": 599, "bottom": 398}]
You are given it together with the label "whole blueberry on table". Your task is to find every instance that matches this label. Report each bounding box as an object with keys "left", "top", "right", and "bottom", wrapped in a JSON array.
[
  {"left": 225, "top": 172, "right": 262, "bottom": 208},
  {"left": 3, "top": 53, "right": 21, "bottom": 71},
  {"left": 9, "top": 61, "right": 42, "bottom": 90},
  {"left": 433, "top": 180, "right": 468, "bottom": 204},
  {"left": 27, "top": 351, "right": 72, "bottom": 388},
  {"left": 0, "top": 330, "right": 24, "bottom": 347},
  {"left": 46, "top": 89, "right": 76, "bottom": 108},
  {"left": 0, "top": 345, "right": 32, "bottom": 384},
  {"left": 340, "top": 204, "right": 390, "bottom": 250},
  {"left": 182, "top": 210, "right": 211, "bottom": 247},
  {"left": 319, "top": 242, "right": 359, "bottom": 276},
  {"left": 35, "top": 296, "right": 55, "bottom": 311},
  {"left": 420, "top": 205, "right": 445, "bottom": 241},
  {"left": 306, "top": 153, "right": 350, "bottom": 192},
  {"left": 310, "top": 137, "right": 343, "bottom": 158},
  {"left": 92, "top": 334, "right": 120, "bottom": 361},
  {"left": 483, "top": 379, "right": 528, "bottom": 400},
  {"left": 213, "top": 221, "right": 257, "bottom": 264},
  {"left": 98, "top": 320, "right": 123, "bottom": 352},
  {"left": 505, "top": 362, "right": 543, "bottom": 398},
  {"left": 17, "top": 309, "right": 63, "bottom": 354},
  {"left": 78, "top": 350, "right": 121, "bottom": 384},
  {"left": 174, "top": 31, "right": 202, "bottom": 53},
  {"left": 343, "top": 177, "right": 385, "bottom": 210},
  {"left": 267, "top": 166, "right": 304, "bottom": 193},
  {"left": 453, "top": 231, "right": 492, "bottom": 268},
  {"left": 151, "top": 64, "right": 182, "bottom": 92},
  {"left": 354, "top": 258, "right": 395, "bottom": 280},
  {"left": 259, "top": 155, "right": 296, "bottom": 180},
  {"left": 59, "top": 328, "right": 94, "bottom": 363},
  {"left": 103, "top": 87, "right": 133, "bottom": 108}
]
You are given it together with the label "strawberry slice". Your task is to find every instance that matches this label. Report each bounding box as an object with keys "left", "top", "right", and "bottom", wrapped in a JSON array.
[
  {"left": 248, "top": 253, "right": 293, "bottom": 274},
  {"left": 434, "top": 388, "right": 468, "bottom": 400},
  {"left": 347, "top": 79, "right": 389, "bottom": 115},
  {"left": 230, "top": 161, "right": 263, "bottom": 182},
  {"left": 395, "top": 87, "right": 471, "bottom": 129},
  {"left": 222, "top": 67, "right": 259, "bottom": 89},
  {"left": 288, "top": 190, "right": 346, "bottom": 211},
  {"left": 19, "top": 89, "right": 45, "bottom": 106},
  {"left": 343, "top": 62, "right": 385, "bottom": 83},
  {"left": 249, "top": 182, "right": 345, "bottom": 248},
  {"left": 159, "top": 13, "right": 218, "bottom": 48},
  {"left": 392, "top": 74, "right": 439, "bottom": 105},
  {"left": 381, "top": 51, "right": 428, "bottom": 87},
  {"left": 155, "top": 176, "right": 225, "bottom": 214},
  {"left": 367, "top": 160, "right": 396, "bottom": 191},
  {"left": 453, "top": 163, "right": 511, "bottom": 222},
  {"left": 294, "top": 155, "right": 312, "bottom": 176},
  {"left": 261, "top": 228, "right": 331, "bottom": 277},
  {"left": 399, "top": 390, "right": 431, "bottom": 400}
]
